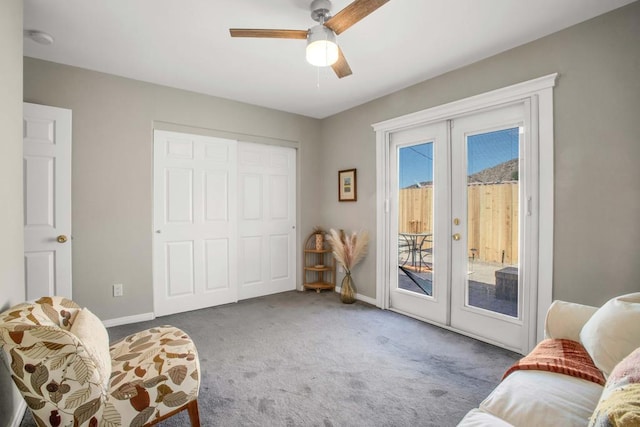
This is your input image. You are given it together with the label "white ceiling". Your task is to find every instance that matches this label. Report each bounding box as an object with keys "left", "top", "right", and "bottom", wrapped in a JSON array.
[{"left": 23, "top": 0, "right": 634, "bottom": 119}]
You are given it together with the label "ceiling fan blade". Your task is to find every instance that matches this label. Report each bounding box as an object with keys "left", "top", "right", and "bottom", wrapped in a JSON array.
[
  {"left": 229, "top": 29, "right": 308, "bottom": 39},
  {"left": 324, "top": 0, "right": 390, "bottom": 35},
  {"left": 332, "top": 47, "right": 352, "bottom": 79}
]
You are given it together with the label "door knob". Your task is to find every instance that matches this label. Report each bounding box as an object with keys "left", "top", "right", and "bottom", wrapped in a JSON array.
[
  {"left": 452, "top": 233, "right": 461, "bottom": 241},
  {"left": 57, "top": 235, "right": 68, "bottom": 243}
]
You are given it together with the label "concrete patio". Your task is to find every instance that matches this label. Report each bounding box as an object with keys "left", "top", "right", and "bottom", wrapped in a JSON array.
[{"left": 398, "top": 260, "right": 518, "bottom": 317}]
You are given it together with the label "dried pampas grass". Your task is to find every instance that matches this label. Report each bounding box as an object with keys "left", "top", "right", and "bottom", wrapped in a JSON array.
[{"left": 327, "top": 228, "right": 369, "bottom": 274}]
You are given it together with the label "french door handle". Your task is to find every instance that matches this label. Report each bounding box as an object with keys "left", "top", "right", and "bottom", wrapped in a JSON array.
[{"left": 452, "top": 233, "right": 461, "bottom": 241}]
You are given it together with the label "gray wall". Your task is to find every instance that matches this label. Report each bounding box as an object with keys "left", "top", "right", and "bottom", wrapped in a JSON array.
[
  {"left": 24, "top": 58, "right": 323, "bottom": 320},
  {"left": 6, "top": 2, "right": 640, "bottom": 423},
  {"left": 20, "top": 3, "right": 640, "bottom": 314},
  {"left": 319, "top": 1, "right": 640, "bottom": 306},
  {"left": 0, "top": 1, "right": 25, "bottom": 425}
]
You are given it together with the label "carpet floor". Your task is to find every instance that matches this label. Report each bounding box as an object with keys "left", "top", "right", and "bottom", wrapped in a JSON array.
[{"left": 21, "top": 290, "right": 519, "bottom": 426}]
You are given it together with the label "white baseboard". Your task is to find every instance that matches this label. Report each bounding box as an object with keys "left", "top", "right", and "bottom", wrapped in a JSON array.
[
  {"left": 9, "top": 399, "right": 26, "bottom": 427},
  {"left": 334, "top": 286, "right": 377, "bottom": 306},
  {"left": 102, "top": 312, "right": 155, "bottom": 328}
]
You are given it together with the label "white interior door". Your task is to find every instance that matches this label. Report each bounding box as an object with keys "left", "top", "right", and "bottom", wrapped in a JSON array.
[
  {"left": 238, "top": 142, "right": 296, "bottom": 300},
  {"left": 23, "top": 103, "right": 72, "bottom": 300},
  {"left": 153, "top": 130, "right": 238, "bottom": 316}
]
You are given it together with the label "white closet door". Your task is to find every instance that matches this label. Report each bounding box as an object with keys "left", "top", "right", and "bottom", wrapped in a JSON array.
[
  {"left": 153, "top": 130, "right": 238, "bottom": 316},
  {"left": 238, "top": 142, "right": 296, "bottom": 300},
  {"left": 23, "top": 103, "right": 72, "bottom": 300}
]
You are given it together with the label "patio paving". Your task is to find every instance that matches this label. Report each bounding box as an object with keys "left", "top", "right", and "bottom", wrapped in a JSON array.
[{"left": 398, "top": 266, "right": 518, "bottom": 317}]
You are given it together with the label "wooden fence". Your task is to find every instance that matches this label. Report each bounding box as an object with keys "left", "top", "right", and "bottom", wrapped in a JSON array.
[{"left": 399, "top": 182, "right": 518, "bottom": 264}]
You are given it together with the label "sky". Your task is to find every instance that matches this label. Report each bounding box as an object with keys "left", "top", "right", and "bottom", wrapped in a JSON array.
[{"left": 399, "top": 127, "right": 520, "bottom": 188}]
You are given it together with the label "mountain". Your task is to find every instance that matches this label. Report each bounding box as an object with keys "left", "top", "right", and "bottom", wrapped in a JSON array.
[
  {"left": 468, "top": 158, "right": 518, "bottom": 183},
  {"left": 404, "top": 180, "right": 433, "bottom": 189},
  {"left": 403, "top": 159, "right": 518, "bottom": 189}
]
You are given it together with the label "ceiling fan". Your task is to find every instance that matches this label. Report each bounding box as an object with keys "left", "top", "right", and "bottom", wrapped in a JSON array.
[{"left": 229, "top": 0, "right": 390, "bottom": 79}]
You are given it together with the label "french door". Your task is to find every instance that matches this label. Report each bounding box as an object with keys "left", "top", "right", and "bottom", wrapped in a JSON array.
[
  {"left": 389, "top": 121, "right": 449, "bottom": 325},
  {"left": 449, "top": 102, "right": 531, "bottom": 351},
  {"left": 388, "top": 102, "right": 533, "bottom": 353}
]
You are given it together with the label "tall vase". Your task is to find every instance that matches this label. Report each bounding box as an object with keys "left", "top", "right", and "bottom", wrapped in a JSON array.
[{"left": 340, "top": 272, "right": 356, "bottom": 304}]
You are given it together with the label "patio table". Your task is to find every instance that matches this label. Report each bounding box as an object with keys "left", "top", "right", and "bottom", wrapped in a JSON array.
[{"left": 399, "top": 232, "right": 433, "bottom": 272}]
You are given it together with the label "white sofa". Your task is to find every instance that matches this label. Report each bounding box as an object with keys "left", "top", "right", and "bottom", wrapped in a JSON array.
[{"left": 458, "top": 293, "right": 640, "bottom": 427}]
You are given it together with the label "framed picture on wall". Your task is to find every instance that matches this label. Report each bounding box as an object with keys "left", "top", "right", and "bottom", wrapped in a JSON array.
[{"left": 338, "top": 169, "right": 357, "bottom": 202}]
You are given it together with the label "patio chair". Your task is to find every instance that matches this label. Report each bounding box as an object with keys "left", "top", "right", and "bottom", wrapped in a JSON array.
[
  {"left": 398, "top": 232, "right": 433, "bottom": 272},
  {"left": 398, "top": 234, "right": 412, "bottom": 266},
  {"left": 418, "top": 234, "right": 433, "bottom": 271},
  {"left": 0, "top": 297, "right": 201, "bottom": 426}
]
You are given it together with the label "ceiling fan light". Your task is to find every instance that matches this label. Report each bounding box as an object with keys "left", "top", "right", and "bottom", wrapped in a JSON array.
[
  {"left": 306, "top": 25, "right": 338, "bottom": 67},
  {"left": 307, "top": 40, "right": 339, "bottom": 67}
]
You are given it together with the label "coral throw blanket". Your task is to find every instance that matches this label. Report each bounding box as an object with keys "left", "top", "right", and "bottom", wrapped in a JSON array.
[{"left": 503, "top": 338, "right": 606, "bottom": 386}]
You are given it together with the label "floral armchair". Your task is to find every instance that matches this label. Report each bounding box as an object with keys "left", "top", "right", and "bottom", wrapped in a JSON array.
[{"left": 0, "top": 297, "right": 200, "bottom": 426}]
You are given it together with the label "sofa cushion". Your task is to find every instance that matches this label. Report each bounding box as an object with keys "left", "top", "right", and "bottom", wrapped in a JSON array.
[
  {"left": 589, "top": 346, "right": 640, "bottom": 426},
  {"left": 457, "top": 408, "right": 514, "bottom": 426},
  {"left": 580, "top": 293, "right": 640, "bottom": 377},
  {"left": 480, "top": 370, "right": 603, "bottom": 426},
  {"left": 70, "top": 307, "right": 111, "bottom": 389}
]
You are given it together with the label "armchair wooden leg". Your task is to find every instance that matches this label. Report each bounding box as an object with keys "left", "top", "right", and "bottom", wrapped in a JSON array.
[
  {"left": 146, "top": 399, "right": 201, "bottom": 427},
  {"left": 187, "top": 399, "right": 201, "bottom": 427}
]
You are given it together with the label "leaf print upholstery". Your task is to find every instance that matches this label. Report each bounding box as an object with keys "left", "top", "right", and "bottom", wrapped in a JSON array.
[{"left": 0, "top": 297, "right": 201, "bottom": 426}]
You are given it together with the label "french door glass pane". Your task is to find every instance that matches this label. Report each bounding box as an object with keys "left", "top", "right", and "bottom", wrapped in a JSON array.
[
  {"left": 466, "top": 128, "right": 519, "bottom": 317},
  {"left": 397, "top": 142, "right": 434, "bottom": 296}
]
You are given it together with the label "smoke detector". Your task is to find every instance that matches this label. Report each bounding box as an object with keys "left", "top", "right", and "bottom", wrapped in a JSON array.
[{"left": 24, "top": 30, "right": 55, "bottom": 46}]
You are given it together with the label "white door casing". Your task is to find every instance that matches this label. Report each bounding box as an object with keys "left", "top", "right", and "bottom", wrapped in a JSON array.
[
  {"left": 153, "top": 130, "right": 238, "bottom": 316},
  {"left": 23, "top": 103, "right": 72, "bottom": 300},
  {"left": 238, "top": 142, "right": 297, "bottom": 300}
]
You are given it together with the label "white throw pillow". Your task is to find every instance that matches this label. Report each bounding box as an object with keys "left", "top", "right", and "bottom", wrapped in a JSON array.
[
  {"left": 580, "top": 292, "right": 640, "bottom": 377},
  {"left": 70, "top": 308, "right": 111, "bottom": 389}
]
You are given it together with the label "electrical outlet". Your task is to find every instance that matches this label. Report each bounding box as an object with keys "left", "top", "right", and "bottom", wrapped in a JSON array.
[{"left": 113, "top": 283, "right": 124, "bottom": 297}]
